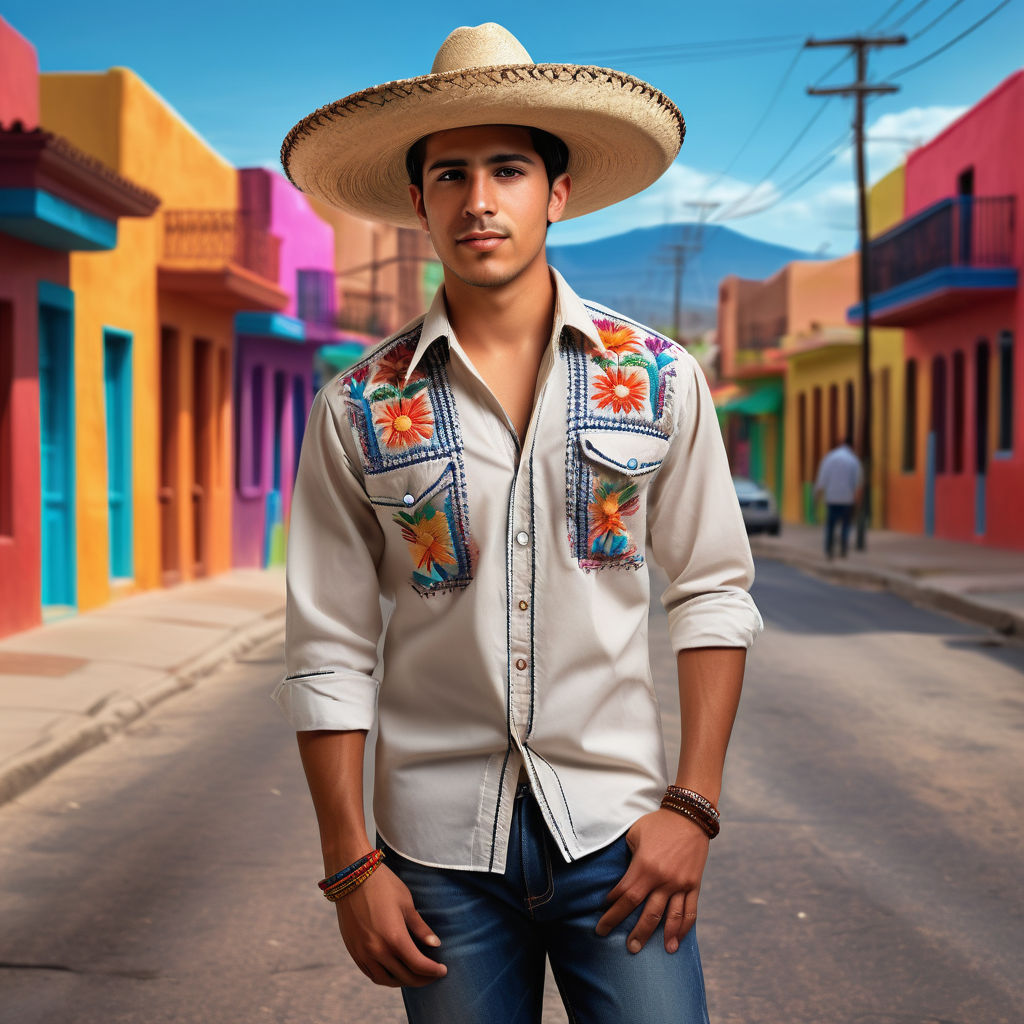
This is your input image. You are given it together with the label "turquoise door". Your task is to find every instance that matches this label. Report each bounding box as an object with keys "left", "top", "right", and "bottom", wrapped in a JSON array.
[
  {"left": 38, "top": 299, "right": 76, "bottom": 610},
  {"left": 104, "top": 329, "right": 133, "bottom": 580}
]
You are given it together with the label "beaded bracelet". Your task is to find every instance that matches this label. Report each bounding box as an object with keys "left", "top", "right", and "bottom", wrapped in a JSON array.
[
  {"left": 660, "top": 786, "right": 721, "bottom": 839},
  {"left": 319, "top": 848, "right": 385, "bottom": 901}
]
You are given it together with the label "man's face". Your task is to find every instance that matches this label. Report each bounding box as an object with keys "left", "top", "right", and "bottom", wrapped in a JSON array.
[{"left": 409, "top": 124, "right": 571, "bottom": 289}]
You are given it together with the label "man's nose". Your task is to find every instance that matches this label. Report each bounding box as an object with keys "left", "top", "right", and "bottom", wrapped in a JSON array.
[{"left": 464, "top": 170, "right": 496, "bottom": 218}]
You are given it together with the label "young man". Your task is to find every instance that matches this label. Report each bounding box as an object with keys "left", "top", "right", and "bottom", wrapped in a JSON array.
[{"left": 273, "top": 22, "right": 764, "bottom": 1023}]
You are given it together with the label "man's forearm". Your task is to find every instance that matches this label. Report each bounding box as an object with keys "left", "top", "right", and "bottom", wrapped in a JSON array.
[
  {"left": 673, "top": 646, "right": 746, "bottom": 806},
  {"left": 295, "top": 728, "right": 373, "bottom": 873}
]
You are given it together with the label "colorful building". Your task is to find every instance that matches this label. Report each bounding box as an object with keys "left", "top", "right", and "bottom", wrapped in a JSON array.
[
  {"left": 0, "top": 19, "right": 158, "bottom": 638},
  {"left": 232, "top": 167, "right": 338, "bottom": 570},
  {"left": 849, "top": 71, "right": 1022, "bottom": 548},
  {"left": 38, "top": 64, "right": 287, "bottom": 612}
]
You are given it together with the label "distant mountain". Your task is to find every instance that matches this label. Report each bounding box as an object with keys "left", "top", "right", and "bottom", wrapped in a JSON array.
[{"left": 548, "top": 223, "right": 822, "bottom": 335}]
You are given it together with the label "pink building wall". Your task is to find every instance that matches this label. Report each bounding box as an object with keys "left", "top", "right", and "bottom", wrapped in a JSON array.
[
  {"left": 901, "top": 71, "right": 1024, "bottom": 549},
  {"left": 0, "top": 18, "right": 38, "bottom": 128}
]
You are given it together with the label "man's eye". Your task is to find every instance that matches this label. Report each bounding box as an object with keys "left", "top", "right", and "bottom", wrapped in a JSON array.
[
  {"left": 496, "top": 167, "right": 522, "bottom": 177},
  {"left": 436, "top": 170, "right": 463, "bottom": 182}
]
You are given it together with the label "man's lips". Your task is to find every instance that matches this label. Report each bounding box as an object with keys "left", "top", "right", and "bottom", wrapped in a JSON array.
[{"left": 457, "top": 233, "right": 507, "bottom": 251}]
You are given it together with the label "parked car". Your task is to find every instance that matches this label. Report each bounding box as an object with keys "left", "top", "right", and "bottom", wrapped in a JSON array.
[{"left": 733, "top": 477, "right": 780, "bottom": 535}]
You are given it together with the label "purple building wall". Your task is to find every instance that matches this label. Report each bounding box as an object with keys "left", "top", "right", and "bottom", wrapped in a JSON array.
[{"left": 232, "top": 168, "right": 338, "bottom": 569}]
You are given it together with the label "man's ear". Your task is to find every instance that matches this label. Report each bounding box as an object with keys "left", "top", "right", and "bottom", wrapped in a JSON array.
[
  {"left": 409, "top": 184, "right": 430, "bottom": 232},
  {"left": 546, "top": 173, "right": 572, "bottom": 225}
]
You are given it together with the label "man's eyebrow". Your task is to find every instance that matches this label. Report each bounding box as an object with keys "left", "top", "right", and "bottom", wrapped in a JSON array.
[{"left": 425, "top": 153, "right": 537, "bottom": 173}]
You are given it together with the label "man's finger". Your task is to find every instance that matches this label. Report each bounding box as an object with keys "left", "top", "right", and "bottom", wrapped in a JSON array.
[
  {"left": 376, "top": 950, "right": 432, "bottom": 989},
  {"left": 625, "top": 888, "right": 670, "bottom": 954},
  {"left": 680, "top": 886, "right": 700, "bottom": 939},
  {"left": 595, "top": 884, "right": 645, "bottom": 936},
  {"left": 404, "top": 903, "right": 443, "bottom": 949},
  {"left": 662, "top": 891, "right": 688, "bottom": 953},
  {"left": 391, "top": 929, "right": 448, "bottom": 981}
]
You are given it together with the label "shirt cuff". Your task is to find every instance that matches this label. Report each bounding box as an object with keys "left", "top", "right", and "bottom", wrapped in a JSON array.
[
  {"left": 666, "top": 591, "right": 765, "bottom": 652},
  {"left": 270, "top": 670, "right": 379, "bottom": 731}
]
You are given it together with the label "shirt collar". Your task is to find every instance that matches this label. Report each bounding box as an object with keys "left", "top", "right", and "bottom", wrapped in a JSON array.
[{"left": 401, "top": 265, "right": 605, "bottom": 385}]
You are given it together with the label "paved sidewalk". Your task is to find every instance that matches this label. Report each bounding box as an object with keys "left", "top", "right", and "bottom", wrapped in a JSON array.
[
  {"left": 750, "top": 521, "right": 1024, "bottom": 639},
  {"left": 0, "top": 567, "right": 285, "bottom": 808}
]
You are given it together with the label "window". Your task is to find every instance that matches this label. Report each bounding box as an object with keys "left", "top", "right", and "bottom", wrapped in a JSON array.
[
  {"left": 812, "top": 386, "right": 822, "bottom": 476},
  {"left": 931, "top": 356, "right": 947, "bottom": 473},
  {"left": 797, "top": 392, "right": 807, "bottom": 483},
  {"left": 250, "top": 364, "right": 265, "bottom": 489},
  {"left": 0, "top": 300, "right": 12, "bottom": 537},
  {"left": 975, "top": 341, "right": 989, "bottom": 474},
  {"left": 998, "top": 330, "right": 1014, "bottom": 452},
  {"left": 845, "top": 379, "right": 856, "bottom": 444},
  {"left": 951, "top": 350, "right": 965, "bottom": 473},
  {"left": 828, "top": 383, "right": 839, "bottom": 449},
  {"left": 903, "top": 358, "right": 917, "bottom": 472}
]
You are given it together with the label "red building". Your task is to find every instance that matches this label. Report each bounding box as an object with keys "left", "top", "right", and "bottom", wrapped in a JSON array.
[{"left": 850, "top": 70, "right": 1022, "bottom": 548}]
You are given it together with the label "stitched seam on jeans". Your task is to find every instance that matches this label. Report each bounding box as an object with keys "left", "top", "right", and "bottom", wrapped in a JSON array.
[{"left": 525, "top": 827, "right": 554, "bottom": 909}]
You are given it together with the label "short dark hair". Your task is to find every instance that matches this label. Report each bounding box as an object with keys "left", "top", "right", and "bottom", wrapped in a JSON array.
[{"left": 405, "top": 125, "right": 570, "bottom": 190}]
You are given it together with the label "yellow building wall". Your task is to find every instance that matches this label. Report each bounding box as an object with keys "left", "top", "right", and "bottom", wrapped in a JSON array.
[
  {"left": 40, "top": 68, "right": 238, "bottom": 610},
  {"left": 868, "top": 164, "right": 906, "bottom": 237}
]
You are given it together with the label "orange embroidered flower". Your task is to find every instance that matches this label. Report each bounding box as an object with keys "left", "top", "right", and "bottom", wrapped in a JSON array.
[
  {"left": 397, "top": 505, "right": 457, "bottom": 572},
  {"left": 374, "top": 394, "right": 434, "bottom": 448},
  {"left": 587, "top": 480, "right": 640, "bottom": 556},
  {"left": 592, "top": 366, "right": 648, "bottom": 415},
  {"left": 372, "top": 344, "right": 423, "bottom": 389},
  {"left": 593, "top": 318, "right": 642, "bottom": 355}
]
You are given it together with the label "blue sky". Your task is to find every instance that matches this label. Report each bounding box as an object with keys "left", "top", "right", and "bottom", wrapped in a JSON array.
[{"left": 5, "top": 0, "right": 1021, "bottom": 256}]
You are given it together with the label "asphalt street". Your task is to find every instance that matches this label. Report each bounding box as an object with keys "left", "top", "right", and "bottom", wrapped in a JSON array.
[{"left": 1, "top": 558, "right": 1022, "bottom": 1023}]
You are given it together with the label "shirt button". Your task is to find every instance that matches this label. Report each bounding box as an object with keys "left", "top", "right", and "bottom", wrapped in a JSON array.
[
  {"left": 519, "top": 599, "right": 529, "bottom": 611},
  {"left": 515, "top": 658, "right": 528, "bottom": 670},
  {"left": 626, "top": 458, "right": 638, "bottom": 470},
  {"left": 516, "top": 531, "right": 529, "bottom": 546},
  {"left": 403, "top": 493, "right": 415, "bottom": 506}
]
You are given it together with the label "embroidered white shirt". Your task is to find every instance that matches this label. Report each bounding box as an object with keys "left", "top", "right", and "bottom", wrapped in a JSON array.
[{"left": 271, "top": 266, "right": 764, "bottom": 873}]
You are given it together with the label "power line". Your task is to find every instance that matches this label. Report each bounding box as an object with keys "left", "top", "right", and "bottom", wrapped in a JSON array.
[
  {"left": 885, "top": 0, "right": 935, "bottom": 30},
  {"left": 710, "top": 100, "right": 834, "bottom": 221},
  {"left": 868, "top": 0, "right": 910, "bottom": 30},
  {"left": 700, "top": 45, "right": 805, "bottom": 196},
  {"left": 908, "top": 0, "right": 967, "bottom": 39},
  {"left": 585, "top": 33, "right": 804, "bottom": 61},
  {"left": 888, "top": 0, "right": 1014, "bottom": 77}
]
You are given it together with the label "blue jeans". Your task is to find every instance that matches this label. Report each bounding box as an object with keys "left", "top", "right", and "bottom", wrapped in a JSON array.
[
  {"left": 824, "top": 502, "right": 854, "bottom": 557},
  {"left": 376, "top": 780, "right": 711, "bottom": 1023}
]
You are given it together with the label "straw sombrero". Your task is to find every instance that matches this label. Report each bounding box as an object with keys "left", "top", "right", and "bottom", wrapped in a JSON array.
[{"left": 281, "top": 22, "right": 685, "bottom": 229}]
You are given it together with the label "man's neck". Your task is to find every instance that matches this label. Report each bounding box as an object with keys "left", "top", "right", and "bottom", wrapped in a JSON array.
[{"left": 442, "top": 253, "right": 557, "bottom": 360}]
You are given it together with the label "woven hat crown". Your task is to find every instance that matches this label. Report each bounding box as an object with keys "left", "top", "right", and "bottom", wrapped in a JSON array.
[{"left": 430, "top": 23, "right": 533, "bottom": 73}]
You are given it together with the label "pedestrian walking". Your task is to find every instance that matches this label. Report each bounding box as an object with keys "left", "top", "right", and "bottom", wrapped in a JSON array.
[
  {"left": 813, "top": 434, "right": 864, "bottom": 559},
  {"left": 272, "top": 21, "right": 764, "bottom": 1023}
]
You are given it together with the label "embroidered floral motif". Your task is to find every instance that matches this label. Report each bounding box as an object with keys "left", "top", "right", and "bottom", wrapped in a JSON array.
[
  {"left": 593, "top": 318, "right": 643, "bottom": 356},
  {"left": 564, "top": 304, "right": 680, "bottom": 572},
  {"left": 374, "top": 394, "right": 435, "bottom": 449},
  {"left": 592, "top": 366, "right": 648, "bottom": 415},
  {"left": 394, "top": 498, "right": 458, "bottom": 586},
  {"left": 587, "top": 478, "right": 640, "bottom": 560}
]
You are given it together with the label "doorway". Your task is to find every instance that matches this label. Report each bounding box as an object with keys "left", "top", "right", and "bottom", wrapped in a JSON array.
[{"left": 104, "top": 329, "right": 133, "bottom": 581}]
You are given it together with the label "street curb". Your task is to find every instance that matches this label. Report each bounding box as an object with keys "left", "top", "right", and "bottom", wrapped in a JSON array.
[
  {"left": 0, "top": 608, "right": 286, "bottom": 809},
  {"left": 750, "top": 541, "right": 1024, "bottom": 639}
]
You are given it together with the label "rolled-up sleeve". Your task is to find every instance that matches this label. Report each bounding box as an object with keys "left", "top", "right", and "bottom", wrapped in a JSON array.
[
  {"left": 270, "top": 384, "right": 386, "bottom": 731},
  {"left": 647, "top": 351, "right": 765, "bottom": 651}
]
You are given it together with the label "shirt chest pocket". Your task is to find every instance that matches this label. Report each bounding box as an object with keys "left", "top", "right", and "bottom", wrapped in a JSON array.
[
  {"left": 364, "top": 457, "right": 474, "bottom": 595},
  {"left": 570, "top": 427, "right": 671, "bottom": 571}
]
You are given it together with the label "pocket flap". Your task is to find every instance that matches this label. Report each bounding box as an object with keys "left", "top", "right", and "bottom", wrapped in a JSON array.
[
  {"left": 578, "top": 429, "right": 671, "bottom": 476},
  {"left": 365, "top": 458, "right": 454, "bottom": 509}
]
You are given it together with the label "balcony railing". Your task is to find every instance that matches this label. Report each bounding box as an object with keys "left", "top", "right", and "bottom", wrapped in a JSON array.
[
  {"left": 337, "top": 290, "right": 395, "bottom": 337},
  {"left": 162, "top": 210, "right": 281, "bottom": 282},
  {"left": 868, "top": 194, "right": 1016, "bottom": 297},
  {"left": 739, "top": 315, "right": 787, "bottom": 350}
]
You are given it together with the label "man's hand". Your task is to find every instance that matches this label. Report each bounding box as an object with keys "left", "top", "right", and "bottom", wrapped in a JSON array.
[
  {"left": 594, "top": 809, "right": 709, "bottom": 955},
  {"left": 336, "top": 865, "right": 448, "bottom": 988}
]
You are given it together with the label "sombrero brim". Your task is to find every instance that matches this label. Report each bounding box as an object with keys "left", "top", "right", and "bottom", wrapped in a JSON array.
[{"left": 281, "top": 63, "right": 685, "bottom": 229}]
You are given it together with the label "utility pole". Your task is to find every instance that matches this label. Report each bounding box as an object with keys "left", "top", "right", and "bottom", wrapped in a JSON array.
[
  {"left": 806, "top": 33, "right": 905, "bottom": 551},
  {"left": 661, "top": 200, "right": 719, "bottom": 343}
]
